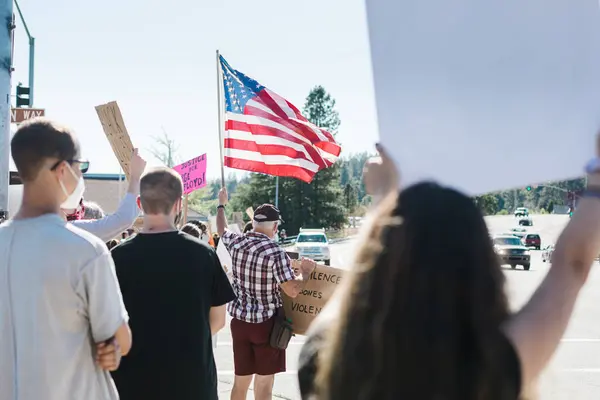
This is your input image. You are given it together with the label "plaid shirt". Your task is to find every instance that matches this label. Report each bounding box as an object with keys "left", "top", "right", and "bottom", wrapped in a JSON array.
[{"left": 221, "top": 230, "right": 295, "bottom": 323}]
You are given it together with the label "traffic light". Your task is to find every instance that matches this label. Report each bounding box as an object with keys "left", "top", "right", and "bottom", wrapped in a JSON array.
[
  {"left": 16, "top": 84, "right": 30, "bottom": 108},
  {"left": 526, "top": 186, "right": 532, "bottom": 191}
]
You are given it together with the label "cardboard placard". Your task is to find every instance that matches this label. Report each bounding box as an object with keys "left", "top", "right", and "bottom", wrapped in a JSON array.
[
  {"left": 366, "top": 0, "right": 600, "bottom": 195},
  {"left": 173, "top": 154, "right": 208, "bottom": 195},
  {"left": 282, "top": 265, "right": 344, "bottom": 335},
  {"left": 216, "top": 240, "right": 233, "bottom": 279},
  {"left": 232, "top": 212, "right": 244, "bottom": 230},
  {"left": 95, "top": 101, "right": 134, "bottom": 179}
]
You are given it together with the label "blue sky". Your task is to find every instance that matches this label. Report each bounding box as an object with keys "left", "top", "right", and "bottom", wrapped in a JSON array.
[{"left": 10, "top": 0, "right": 379, "bottom": 179}]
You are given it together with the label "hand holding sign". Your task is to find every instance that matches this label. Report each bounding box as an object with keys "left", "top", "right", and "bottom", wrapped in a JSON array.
[
  {"left": 364, "top": 144, "right": 399, "bottom": 198},
  {"left": 129, "top": 149, "right": 147, "bottom": 180},
  {"left": 299, "top": 258, "right": 317, "bottom": 280}
]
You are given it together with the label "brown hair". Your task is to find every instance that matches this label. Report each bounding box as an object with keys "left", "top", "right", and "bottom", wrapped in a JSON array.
[
  {"left": 11, "top": 118, "right": 79, "bottom": 182},
  {"left": 139, "top": 167, "right": 183, "bottom": 215},
  {"left": 181, "top": 223, "right": 201, "bottom": 238},
  {"left": 106, "top": 239, "right": 119, "bottom": 250},
  {"left": 317, "top": 183, "right": 510, "bottom": 400}
]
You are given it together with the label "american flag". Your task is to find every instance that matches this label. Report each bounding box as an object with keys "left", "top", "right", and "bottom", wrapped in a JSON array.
[{"left": 219, "top": 55, "right": 341, "bottom": 183}]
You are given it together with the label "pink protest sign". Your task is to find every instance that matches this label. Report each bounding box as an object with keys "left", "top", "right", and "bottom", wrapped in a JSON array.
[{"left": 173, "top": 154, "right": 207, "bottom": 195}]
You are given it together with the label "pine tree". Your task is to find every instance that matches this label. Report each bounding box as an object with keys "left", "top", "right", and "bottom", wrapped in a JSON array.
[{"left": 294, "top": 86, "right": 346, "bottom": 231}]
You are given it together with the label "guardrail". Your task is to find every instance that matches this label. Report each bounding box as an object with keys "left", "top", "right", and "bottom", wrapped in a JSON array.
[{"left": 280, "top": 236, "right": 297, "bottom": 246}]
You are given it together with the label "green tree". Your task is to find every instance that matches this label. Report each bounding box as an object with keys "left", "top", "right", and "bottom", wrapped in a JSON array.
[
  {"left": 473, "top": 194, "right": 499, "bottom": 215},
  {"left": 295, "top": 86, "right": 346, "bottom": 231},
  {"left": 343, "top": 183, "right": 358, "bottom": 213}
]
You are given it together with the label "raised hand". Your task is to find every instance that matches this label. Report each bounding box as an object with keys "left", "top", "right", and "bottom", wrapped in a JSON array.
[
  {"left": 129, "top": 148, "right": 147, "bottom": 180},
  {"left": 363, "top": 143, "right": 399, "bottom": 198},
  {"left": 218, "top": 187, "right": 228, "bottom": 206}
]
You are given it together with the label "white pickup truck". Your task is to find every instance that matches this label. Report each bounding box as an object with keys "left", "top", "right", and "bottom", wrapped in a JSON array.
[{"left": 294, "top": 228, "right": 331, "bottom": 266}]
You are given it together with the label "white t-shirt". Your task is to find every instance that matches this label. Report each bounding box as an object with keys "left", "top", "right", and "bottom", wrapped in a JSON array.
[{"left": 0, "top": 214, "right": 129, "bottom": 400}]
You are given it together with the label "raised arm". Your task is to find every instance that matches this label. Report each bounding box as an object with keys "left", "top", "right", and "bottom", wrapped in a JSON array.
[
  {"left": 71, "top": 150, "right": 145, "bottom": 241},
  {"left": 503, "top": 134, "right": 600, "bottom": 388},
  {"left": 363, "top": 143, "right": 399, "bottom": 208},
  {"left": 217, "top": 187, "right": 229, "bottom": 237}
]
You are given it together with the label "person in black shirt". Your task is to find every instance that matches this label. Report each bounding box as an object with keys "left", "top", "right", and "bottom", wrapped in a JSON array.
[{"left": 110, "top": 167, "right": 235, "bottom": 400}]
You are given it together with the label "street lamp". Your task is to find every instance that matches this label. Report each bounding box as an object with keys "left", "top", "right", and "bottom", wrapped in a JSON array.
[{"left": 14, "top": 0, "right": 34, "bottom": 107}]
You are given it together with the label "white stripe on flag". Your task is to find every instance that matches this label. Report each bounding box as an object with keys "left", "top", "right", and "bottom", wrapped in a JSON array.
[
  {"left": 226, "top": 112, "right": 314, "bottom": 147},
  {"left": 265, "top": 89, "right": 298, "bottom": 119},
  {"left": 224, "top": 148, "right": 320, "bottom": 172},
  {"left": 225, "top": 129, "right": 315, "bottom": 162},
  {"left": 246, "top": 99, "right": 280, "bottom": 118},
  {"left": 290, "top": 117, "right": 332, "bottom": 143}
]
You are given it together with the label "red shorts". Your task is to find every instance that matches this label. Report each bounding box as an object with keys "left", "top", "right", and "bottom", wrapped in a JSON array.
[{"left": 230, "top": 316, "right": 286, "bottom": 376}]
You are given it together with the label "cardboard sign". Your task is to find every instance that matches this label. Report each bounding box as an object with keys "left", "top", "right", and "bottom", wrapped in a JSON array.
[
  {"left": 216, "top": 240, "right": 233, "bottom": 281},
  {"left": 366, "top": 0, "right": 600, "bottom": 195},
  {"left": 232, "top": 212, "right": 244, "bottom": 230},
  {"left": 95, "top": 102, "right": 134, "bottom": 179},
  {"left": 282, "top": 265, "right": 344, "bottom": 335},
  {"left": 173, "top": 154, "right": 207, "bottom": 195},
  {"left": 228, "top": 223, "right": 241, "bottom": 235}
]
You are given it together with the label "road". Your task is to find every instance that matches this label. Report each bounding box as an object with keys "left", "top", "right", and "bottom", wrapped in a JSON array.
[{"left": 217, "top": 214, "right": 600, "bottom": 399}]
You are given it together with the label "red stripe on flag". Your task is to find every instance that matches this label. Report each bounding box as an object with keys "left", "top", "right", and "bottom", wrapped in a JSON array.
[
  {"left": 244, "top": 106, "right": 328, "bottom": 155},
  {"left": 224, "top": 157, "right": 315, "bottom": 183},
  {"left": 225, "top": 119, "right": 328, "bottom": 168},
  {"left": 255, "top": 90, "right": 290, "bottom": 121},
  {"left": 245, "top": 102, "right": 325, "bottom": 147},
  {"left": 224, "top": 138, "right": 314, "bottom": 163}
]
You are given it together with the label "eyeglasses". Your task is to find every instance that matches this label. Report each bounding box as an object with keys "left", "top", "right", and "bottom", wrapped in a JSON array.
[{"left": 50, "top": 159, "right": 90, "bottom": 174}]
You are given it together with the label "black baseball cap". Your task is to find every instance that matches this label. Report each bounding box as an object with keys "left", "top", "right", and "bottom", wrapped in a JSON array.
[{"left": 253, "top": 204, "right": 283, "bottom": 223}]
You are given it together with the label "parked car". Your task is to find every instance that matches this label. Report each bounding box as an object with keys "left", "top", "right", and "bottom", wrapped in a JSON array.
[
  {"left": 523, "top": 233, "right": 541, "bottom": 250},
  {"left": 493, "top": 234, "right": 531, "bottom": 270},
  {"left": 508, "top": 231, "right": 527, "bottom": 242},
  {"left": 514, "top": 207, "right": 529, "bottom": 217},
  {"left": 518, "top": 218, "right": 533, "bottom": 227},
  {"left": 541, "top": 245, "right": 554, "bottom": 263}
]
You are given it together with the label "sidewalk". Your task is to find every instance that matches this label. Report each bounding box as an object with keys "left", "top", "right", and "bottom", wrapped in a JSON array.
[{"left": 218, "top": 377, "right": 296, "bottom": 399}]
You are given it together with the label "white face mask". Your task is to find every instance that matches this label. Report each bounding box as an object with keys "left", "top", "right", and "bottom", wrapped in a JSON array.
[{"left": 59, "top": 164, "right": 86, "bottom": 209}]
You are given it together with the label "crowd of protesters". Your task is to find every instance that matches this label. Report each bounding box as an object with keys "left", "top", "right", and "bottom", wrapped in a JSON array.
[{"left": 4, "top": 117, "right": 600, "bottom": 400}]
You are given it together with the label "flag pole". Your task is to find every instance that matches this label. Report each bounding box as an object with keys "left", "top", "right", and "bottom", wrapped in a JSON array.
[{"left": 216, "top": 50, "right": 226, "bottom": 188}]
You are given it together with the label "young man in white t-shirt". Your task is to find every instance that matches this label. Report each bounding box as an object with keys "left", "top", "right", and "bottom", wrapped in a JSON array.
[{"left": 0, "top": 118, "right": 132, "bottom": 400}]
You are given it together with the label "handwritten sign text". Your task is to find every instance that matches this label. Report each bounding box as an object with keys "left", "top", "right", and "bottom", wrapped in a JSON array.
[{"left": 173, "top": 154, "right": 207, "bottom": 195}]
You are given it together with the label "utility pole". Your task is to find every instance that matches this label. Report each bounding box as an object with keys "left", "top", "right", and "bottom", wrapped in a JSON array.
[
  {"left": 0, "top": 0, "right": 13, "bottom": 221},
  {"left": 275, "top": 176, "right": 279, "bottom": 208},
  {"left": 14, "top": 0, "right": 33, "bottom": 106}
]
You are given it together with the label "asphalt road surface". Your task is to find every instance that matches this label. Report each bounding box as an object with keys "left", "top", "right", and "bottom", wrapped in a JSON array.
[{"left": 216, "top": 214, "right": 600, "bottom": 399}]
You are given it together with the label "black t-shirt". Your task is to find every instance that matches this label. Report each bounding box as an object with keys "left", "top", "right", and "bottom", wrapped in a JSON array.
[
  {"left": 110, "top": 231, "right": 236, "bottom": 400},
  {"left": 298, "top": 313, "right": 522, "bottom": 400}
]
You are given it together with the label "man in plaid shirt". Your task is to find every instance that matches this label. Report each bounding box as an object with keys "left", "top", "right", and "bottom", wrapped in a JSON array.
[{"left": 216, "top": 188, "right": 315, "bottom": 400}]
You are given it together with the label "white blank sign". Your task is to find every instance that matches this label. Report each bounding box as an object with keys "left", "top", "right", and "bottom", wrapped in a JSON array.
[{"left": 366, "top": 0, "right": 600, "bottom": 195}]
